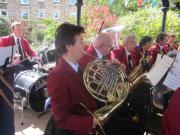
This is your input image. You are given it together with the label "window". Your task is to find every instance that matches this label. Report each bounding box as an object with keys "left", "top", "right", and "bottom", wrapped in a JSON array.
[
  {"left": 69, "top": 12, "right": 76, "bottom": 17},
  {"left": 0, "top": 10, "right": 8, "bottom": 17},
  {"left": 37, "top": 10, "right": 45, "bottom": 18},
  {"left": 53, "top": 0, "right": 60, "bottom": 3},
  {"left": 53, "top": 11, "right": 60, "bottom": 19},
  {"left": 21, "top": 11, "right": 29, "bottom": 20},
  {"left": 21, "top": 0, "right": 29, "bottom": 5},
  {"left": 69, "top": 0, "right": 76, "bottom": 5},
  {"left": 0, "top": 0, "right": 7, "bottom": 3}
]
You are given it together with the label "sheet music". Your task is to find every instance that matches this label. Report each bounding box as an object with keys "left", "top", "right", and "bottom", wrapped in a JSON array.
[
  {"left": 163, "top": 52, "right": 180, "bottom": 91},
  {"left": 0, "top": 45, "right": 18, "bottom": 66},
  {"left": 146, "top": 54, "right": 174, "bottom": 86}
]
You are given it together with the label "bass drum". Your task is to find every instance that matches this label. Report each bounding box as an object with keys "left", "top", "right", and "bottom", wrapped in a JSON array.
[{"left": 14, "top": 70, "right": 48, "bottom": 113}]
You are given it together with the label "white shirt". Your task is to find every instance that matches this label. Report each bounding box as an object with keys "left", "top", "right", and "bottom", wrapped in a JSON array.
[
  {"left": 124, "top": 47, "right": 131, "bottom": 58},
  {"left": 66, "top": 60, "right": 79, "bottom": 73},
  {"left": 159, "top": 45, "right": 164, "bottom": 51},
  {"left": 124, "top": 47, "right": 133, "bottom": 66},
  {"left": 95, "top": 48, "right": 103, "bottom": 60}
]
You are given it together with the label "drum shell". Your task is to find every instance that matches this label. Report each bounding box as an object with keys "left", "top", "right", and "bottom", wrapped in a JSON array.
[{"left": 14, "top": 70, "right": 48, "bottom": 112}]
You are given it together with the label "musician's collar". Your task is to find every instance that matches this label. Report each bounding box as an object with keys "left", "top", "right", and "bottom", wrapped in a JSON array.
[
  {"left": 124, "top": 47, "right": 130, "bottom": 56},
  {"left": 94, "top": 48, "right": 103, "bottom": 60},
  {"left": 159, "top": 44, "right": 164, "bottom": 50},
  {"left": 12, "top": 33, "right": 21, "bottom": 39},
  {"left": 65, "top": 60, "right": 79, "bottom": 73}
]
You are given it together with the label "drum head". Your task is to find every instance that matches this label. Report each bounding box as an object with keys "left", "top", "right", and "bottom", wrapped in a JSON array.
[
  {"left": 14, "top": 70, "right": 48, "bottom": 113},
  {"left": 29, "top": 87, "right": 47, "bottom": 112}
]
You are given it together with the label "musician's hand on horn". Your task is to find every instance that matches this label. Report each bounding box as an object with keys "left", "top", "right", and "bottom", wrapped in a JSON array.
[
  {"left": 93, "top": 118, "right": 98, "bottom": 128},
  {"left": 111, "top": 57, "right": 120, "bottom": 64},
  {"left": 111, "top": 58, "right": 126, "bottom": 70}
]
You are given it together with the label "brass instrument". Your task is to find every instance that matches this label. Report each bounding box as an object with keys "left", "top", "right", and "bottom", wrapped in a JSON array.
[
  {"left": 0, "top": 69, "right": 14, "bottom": 109},
  {"left": 83, "top": 53, "right": 150, "bottom": 135},
  {"left": 128, "top": 52, "right": 148, "bottom": 92}
]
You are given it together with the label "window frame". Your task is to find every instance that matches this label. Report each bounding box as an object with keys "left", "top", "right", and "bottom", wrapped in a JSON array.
[
  {"left": 20, "top": 0, "right": 29, "bottom": 5},
  {"left": 21, "top": 10, "right": 29, "bottom": 20},
  {"left": 0, "top": 9, "right": 8, "bottom": 17},
  {"left": 53, "top": 0, "right": 60, "bottom": 3},
  {"left": 37, "top": 9, "right": 46, "bottom": 19},
  {"left": 69, "top": 12, "right": 77, "bottom": 17},
  {"left": 53, "top": 11, "right": 60, "bottom": 20},
  {"left": 69, "top": 0, "right": 76, "bottom": 5},
  {"left": 0, "top": 0, "right": 7, "bottom": 4}
]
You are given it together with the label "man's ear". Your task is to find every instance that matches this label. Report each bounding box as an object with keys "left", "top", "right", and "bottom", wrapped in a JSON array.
[{"left": 66, "top": 45, "right": 72, "bottom": 51}]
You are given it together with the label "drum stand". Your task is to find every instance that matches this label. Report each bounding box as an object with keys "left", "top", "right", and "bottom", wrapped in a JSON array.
[
  {"left": 14, "top": 91, "right": 28, "bottom": 126},
  {"left": 21, "top": 97, "right": 27, "bottom": 125}
]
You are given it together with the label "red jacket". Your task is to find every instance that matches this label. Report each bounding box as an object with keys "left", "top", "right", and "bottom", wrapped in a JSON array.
[
  {"left": 111, "top": 46, "right": 139, "bottom": 72},
  {"left": 148, "top": 44, "right": 169, "bottom": 63},
  {"left": 162, "top": 88, "right": 180, "bottom": 135},
  {"left": 0, "top": 35, "right": 36, "bottom": 58},
  {"left": 47, "top": 58, "right": 97, "bottom": 135},
  {"left": 78, "top": 46, "right": 97, "bottom": 71},
  {"left": 167, "top": 44, "right": 178, "bottom": 51}
]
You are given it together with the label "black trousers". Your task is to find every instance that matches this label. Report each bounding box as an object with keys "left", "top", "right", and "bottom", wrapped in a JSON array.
[
  {"left": 103, "top": 82, "right": 152, "bottom": 135},
  {"left": 0, "top": 75, "right": 14, "bottom": 135},
  {"left": 44, "top": 116, "right": 73, "bottom": 135}
]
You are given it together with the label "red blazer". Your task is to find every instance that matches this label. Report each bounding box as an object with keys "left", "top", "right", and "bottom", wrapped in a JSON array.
[
  {"left": 111, "top": 46, "right": 139, "bottom": 72},
  {"left": 78, "top": 46, "right": 98, "bottom": 71},
  {"left": 47, "top": 58, "right": 97, "bottom": 135},
  {"left": 0, "top": 35, "right": 36, "bottom": 58},
  {"left": 78, "top": 46, "right": 111, "bottom": 71},
  {"left": 148, "top": 44, "right": 169, "bottom": 63},
  {"left": 167, "top": 44, "right": 178, "bottom": 50},
  {"left": 162, "top": 88, "right": 180, "bottom": 135}
]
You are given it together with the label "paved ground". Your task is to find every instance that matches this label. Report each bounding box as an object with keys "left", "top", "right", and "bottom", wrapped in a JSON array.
[
  {"left": 14, "top": 104, "right": 162, "bottom": 135},
  {"left": 15, "top": 104, "right": 51, "bottom": 135}
]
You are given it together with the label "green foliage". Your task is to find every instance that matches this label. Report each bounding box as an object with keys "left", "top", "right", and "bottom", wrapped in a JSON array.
[
  {"left": 0, "top": 17, "right": 10, "bottom": 36},
  {"left": 35, "top": 31, "right": 44, "bottom": 43},
  {"left": 23, "top": 21, "right": 35, "bottom": 43},
  {"left": 109, "top": 0, "right": 139, "bottom": 17},
  {"left": 42, "top": 18, "right": 59, "bottom": 43},
  {"left": 118, "top": 8, "right": 180, "bottom": 43}
]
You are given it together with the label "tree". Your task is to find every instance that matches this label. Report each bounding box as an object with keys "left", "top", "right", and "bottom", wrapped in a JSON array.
[
  {"left": 69, "top": 5, "right": 117, "bottom": 41},
  {"left": 118, "top": 8, "right": 180, "bottom": 43},
  {"left": 42, "top": 18, "right": 59, "bottom": 43},
  {"left": 22, "top": 21, "right": 34, "bottom": 43},
  {"left": 0, "top": 17, "right": 10, "bottom": 36}
]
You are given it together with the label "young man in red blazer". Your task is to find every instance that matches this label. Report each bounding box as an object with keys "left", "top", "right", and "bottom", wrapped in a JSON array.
[
  {"left": 0, "top": 21, "right": 36, "bottom": 60},
  {"left": 162, "top": 87, "right": 180, "bottom": 135},
  {"left": 47, "top": 23, "right": 98, "bottom": 135},
  {"left": 111, "top": 34, "right": 139, "bottom": 75},
  {"left": 167, "top": 34, "right": 178, "bottom": 51},
  {"left": 148, "top": 32, "right": 169, "bottom": 63}
]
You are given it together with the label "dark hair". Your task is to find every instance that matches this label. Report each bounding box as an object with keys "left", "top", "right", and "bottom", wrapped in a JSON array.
[
  {"left": 55, "top": 22, "right": 85, "bottom": 56},
  {"left": 139, "top": 35, "right": 153, "bottom": 47},
  {"left": 156, "top": 32, "right": 168, "bottom": 43}
]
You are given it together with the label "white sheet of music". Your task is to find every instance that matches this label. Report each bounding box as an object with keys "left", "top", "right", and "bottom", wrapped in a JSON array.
[
  {"left": 146, "top": 54, "right": 174, "bottom": 86},
  {"left": 163, "top": 52, "right": 180, "bottom": 91},
  {"left": 0, "top": 45, "right": 18, "bottom": 66}
]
